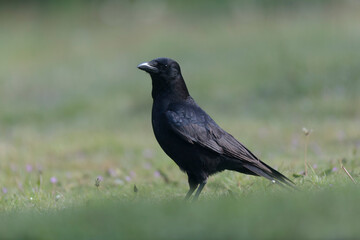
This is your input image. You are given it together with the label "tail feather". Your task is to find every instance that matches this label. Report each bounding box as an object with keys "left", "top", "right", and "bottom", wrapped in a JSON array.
[{"left": 243, "top": 161, "right": 296, "bottom": 189}]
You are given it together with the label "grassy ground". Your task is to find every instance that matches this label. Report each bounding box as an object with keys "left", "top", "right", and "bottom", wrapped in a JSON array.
[{"left": 0, "top": 1, "right": 360, "bottom": 239}]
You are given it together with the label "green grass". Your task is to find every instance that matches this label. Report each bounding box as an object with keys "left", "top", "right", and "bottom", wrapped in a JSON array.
[
  {"left": 0, "top": 2, "right": 360, "bottom": 239},
  {"left": 2, "top": 186, "right": 360, "bottom": 239}
]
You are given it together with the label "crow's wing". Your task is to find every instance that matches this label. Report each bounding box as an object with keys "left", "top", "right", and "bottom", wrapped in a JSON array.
[{"left": 165, "top": 104, "right": 259, "bottom": 163}]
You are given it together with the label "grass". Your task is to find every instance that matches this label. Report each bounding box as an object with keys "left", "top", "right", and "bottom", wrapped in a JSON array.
[
  {"left": 0, "top": 1, "right": 360, "bottom": 239},
  {"left": 2, "top": 186, "right": 360, "bottom": 239}
]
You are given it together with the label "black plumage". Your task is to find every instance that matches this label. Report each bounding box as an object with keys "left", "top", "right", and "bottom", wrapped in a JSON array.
[{"left": 138, "top": 57, "right": 294, "bottom": 199}]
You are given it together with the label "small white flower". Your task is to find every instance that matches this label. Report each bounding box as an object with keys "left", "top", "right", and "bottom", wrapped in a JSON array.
[
  {"left": 55, "top": 195, "right": 61, "bottom": 201},
  {"left": 302, "top": 127, "right": 313, "bottom": 136}
]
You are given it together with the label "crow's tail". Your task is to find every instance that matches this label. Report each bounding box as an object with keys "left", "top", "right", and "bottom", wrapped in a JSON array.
[{"left": 243, "top": 160, "right": 296, "bottom": 189}]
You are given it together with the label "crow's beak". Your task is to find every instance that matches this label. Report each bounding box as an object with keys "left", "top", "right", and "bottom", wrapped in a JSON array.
[{"left": 137, "top": 62, "right": 159, "bottom": 74}]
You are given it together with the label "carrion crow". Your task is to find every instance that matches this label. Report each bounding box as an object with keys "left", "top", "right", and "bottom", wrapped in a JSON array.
[{"left": 138, "top": 57, "right": 294, "bottom": 200}]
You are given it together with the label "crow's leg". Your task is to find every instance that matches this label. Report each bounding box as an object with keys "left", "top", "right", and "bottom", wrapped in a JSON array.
[
  {"left": 193, "top": 180, "right": 207, "bottom": 200},
  {"left": 184, "top": 174, "right": 199, "bottom": 200},
  {"left": 184, "top": 183, "right": 198, "bottom": 200}
]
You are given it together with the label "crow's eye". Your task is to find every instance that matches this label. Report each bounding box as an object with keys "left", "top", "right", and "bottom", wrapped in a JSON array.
[{"left": 160, "top": 64, "right": 168, "bottom": 71}]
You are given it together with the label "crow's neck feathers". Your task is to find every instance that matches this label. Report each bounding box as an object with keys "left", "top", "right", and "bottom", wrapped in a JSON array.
[{"left": 151, "top": 74, "right": 190, "bottom": 100}]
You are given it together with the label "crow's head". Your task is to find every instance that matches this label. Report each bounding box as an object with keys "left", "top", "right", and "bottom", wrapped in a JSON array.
[
  {"left": 138, "top": 57, "right": 188, "bottom": 99},
  {"left": 137, "top": 57, "right": 181, "bottom": 80}
]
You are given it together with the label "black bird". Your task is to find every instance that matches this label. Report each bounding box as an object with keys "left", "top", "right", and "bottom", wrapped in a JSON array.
[{"left": 138, "top": 57, "right": 294, "bottom": 200}]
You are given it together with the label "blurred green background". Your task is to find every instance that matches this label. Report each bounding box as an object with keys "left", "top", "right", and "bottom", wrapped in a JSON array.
[{"left": 0, "top": 0, "right": 360, "bottom": 239}]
